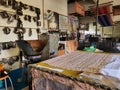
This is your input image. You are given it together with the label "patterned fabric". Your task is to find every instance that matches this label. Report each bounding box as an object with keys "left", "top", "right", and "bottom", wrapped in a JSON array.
[
  {"left": 30, "top": 51, "right": 120, "bottom": 90},
  {"left": 41, "top": 51, "right": 116, "bottom": 73},
  {"left": 31, "top": 68, "right": 102, "bottom": 90}
]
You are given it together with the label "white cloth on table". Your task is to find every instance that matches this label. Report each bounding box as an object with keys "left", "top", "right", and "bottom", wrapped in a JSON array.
[{"left": 101, "top": 55, "right": 120, "bottom": 79}]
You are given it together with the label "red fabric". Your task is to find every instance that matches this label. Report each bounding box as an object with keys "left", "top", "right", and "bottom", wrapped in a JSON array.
[
  {"left": 94, "top": 5, "right": 112, "bottom": 14},
  {"left": 102, "top": 6, "right": 108, "bottom": 14},
  {"left": 98, "top": 5, "right": 111, "bottom": 15},
  {"left": 94, "top": 4, "right": 114, "bottom": 26},
  {"left": 98, "top": 7, "right": 104, "bottom": 15}
]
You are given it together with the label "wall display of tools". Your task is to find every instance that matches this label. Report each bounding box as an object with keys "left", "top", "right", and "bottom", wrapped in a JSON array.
[
  {"left": 0, "top": 26, "right": 37, "bottom": 37},
  {"left": 0, "top": 0, "right": 41, "bottom": 40},
  {"left": 0, "top": 56, "right": 19, "bottom": 66},
  {"left": 1, "top": 41, "right": 16, "bottom": 50},
  {"left": 0, "top": 41, "right": 16, "bottom": 55}
]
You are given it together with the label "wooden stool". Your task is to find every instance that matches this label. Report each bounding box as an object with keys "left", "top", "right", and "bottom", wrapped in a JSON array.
[{"left": 0, "top": 75, "right": 14, "bottom": 90}]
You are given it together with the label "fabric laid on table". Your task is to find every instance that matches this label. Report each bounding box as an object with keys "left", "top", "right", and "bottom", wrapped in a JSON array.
[
  {"left": 40, "top": 51, "right": 116, "bottom": 73},
  {"left": 101, "top": 55, "right": 120, "bottom": 79},
  {"left": 35, "top": 62, "right": 81, "bottom": 78},
  {"left": 30, "top": 51, "right": 120, "bottom": 89}
]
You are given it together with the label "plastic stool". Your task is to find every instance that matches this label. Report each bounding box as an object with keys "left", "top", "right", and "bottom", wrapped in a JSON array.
[{"left": 0, "top": 75, "right": 14, "bottom": 90}]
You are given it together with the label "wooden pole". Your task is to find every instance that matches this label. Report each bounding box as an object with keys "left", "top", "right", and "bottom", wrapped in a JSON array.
[
  {"left": 112, "top": 26, "right": 114, "bottom": 38},
  {"left": 42, "top": 0, "right": 45, "bottom": 28},
  {"left": 102, "top": 27, "right": 104, "bottom": 37},
  {"left": 95, "top": 0, "right": 99, "bottom": 36}
]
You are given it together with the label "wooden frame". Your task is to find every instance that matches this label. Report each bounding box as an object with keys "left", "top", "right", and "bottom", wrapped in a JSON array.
[
  {"left": 59, "top": 15, "right": 68, "bottom": 31},
  {"left": 113, "top": 6, "right": 120, "bottom": 15},
  {"left": 79, "top": 23, "right": 89, "bottom": 31}
]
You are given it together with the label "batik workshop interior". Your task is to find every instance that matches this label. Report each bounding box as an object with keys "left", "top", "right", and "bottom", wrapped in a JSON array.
[{"left": 0, "top": 0, "right": 120, "bottom": 90}]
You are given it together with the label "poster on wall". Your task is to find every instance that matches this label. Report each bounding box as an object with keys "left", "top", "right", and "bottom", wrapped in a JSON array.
[
  {"left": 59, "top": 15, "right": 68, "bottom": 31},
  {"left": 68, "top": 15, "right": 79, "bottom": 32},
  {"left": 48, "top": 12, "right": 59, "bottom": 31},
  {"left": 72, "top": 18, "right": 79, "bottom": 31}
]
